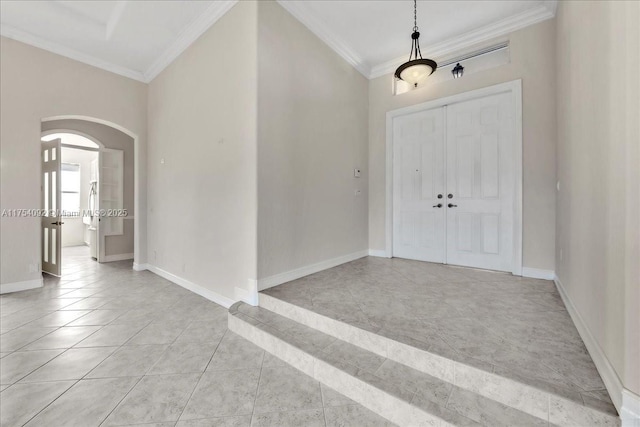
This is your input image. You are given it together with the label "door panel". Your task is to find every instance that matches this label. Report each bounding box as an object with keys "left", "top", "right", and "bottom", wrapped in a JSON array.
[
  {"left": 445, "top": 92, "right": 514, "bottom": 272},
  {"left": 41, "top": 139, "right": 62, "bottom": 276},
  {"left": 393, "top": 108, "right": 445, "bottom": 262}
]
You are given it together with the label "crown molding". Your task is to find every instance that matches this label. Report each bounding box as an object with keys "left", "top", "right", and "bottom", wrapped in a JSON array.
[
  {"left": 369, "top": 1, "right": 557, "bottom": 79},
  {"left": 143, "top": 0, "right": 238, "bottom": 82},
  {"left": 1, "top": 0, "right": 239, "bottom": 84},
  {"left": 0, "top": 23, "right": 147, "bottom": 82},
  {"left": 2, "top": 0, "right": 556, "bottom": 83},
  {"left": 275, "top": 0, "right": 370, "bottom": 78}
]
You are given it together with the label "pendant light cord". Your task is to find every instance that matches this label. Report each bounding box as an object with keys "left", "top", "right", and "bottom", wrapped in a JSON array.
[{"left": 410, "top": 0, "right": 422, "bottom": 61}]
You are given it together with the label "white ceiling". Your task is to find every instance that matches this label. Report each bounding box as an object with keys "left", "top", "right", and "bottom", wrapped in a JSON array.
[
  {"left": 0, "top": 0, "right": 236, "bottom": 82},
  {"left": 0, "top": 0, "right": 556, "bottom": 82}
]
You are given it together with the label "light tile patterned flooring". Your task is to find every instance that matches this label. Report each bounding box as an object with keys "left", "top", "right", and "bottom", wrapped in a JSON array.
[
  {"left": 0, "top": 246, "right": 391, "bottom": 427},
  {"left": 262, "top": 256, "right": 617, "bottom": 416}
]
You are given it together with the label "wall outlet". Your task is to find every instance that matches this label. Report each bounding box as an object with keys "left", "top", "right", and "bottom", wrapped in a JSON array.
[{"left": 354, "top": 168, "right": 361, "bottom": 178}]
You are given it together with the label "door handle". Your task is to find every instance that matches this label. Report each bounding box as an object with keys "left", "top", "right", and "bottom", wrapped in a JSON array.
[
  {"left": 448, "top": 204, "right": 457, "bottom": 208},
  {"left": 51, "top": 221, "right": 65, "bottom": 225},
  {"left": 432, "top": 203, "right": 443, "bottom": 208}
]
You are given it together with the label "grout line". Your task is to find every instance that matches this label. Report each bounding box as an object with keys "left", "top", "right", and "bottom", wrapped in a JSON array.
[
  {"left": 250, "top": 344, "right": 267, "bottom": 421},
  {"left": 319, "top": 381, "right": 329, "bottom": 427},
  {"left": 17, "top": 378, "right": 81, "bottom": 425},
  {"left": 174, "top": 331, "right": 226, "bottom": 423},
  {"left": 97, "top": 375, "right": 146, "bottom": 425}
]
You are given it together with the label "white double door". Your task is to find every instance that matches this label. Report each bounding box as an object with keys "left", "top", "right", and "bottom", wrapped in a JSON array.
[{"left": 392, "top": 91, "right": 515, "bottom": 272}]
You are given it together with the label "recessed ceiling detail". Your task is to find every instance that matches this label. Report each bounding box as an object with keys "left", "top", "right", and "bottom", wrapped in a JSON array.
[
  {"left": 0, "top": 0, "right": 556, "bottom": 83},
  {"left": 0, "top": 0, "right": 238, "bottom": 83}
]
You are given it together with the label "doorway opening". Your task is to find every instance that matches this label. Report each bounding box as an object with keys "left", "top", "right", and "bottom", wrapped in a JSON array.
[{"left": 40, "top": 118, "right": 136, "bottom": 279}]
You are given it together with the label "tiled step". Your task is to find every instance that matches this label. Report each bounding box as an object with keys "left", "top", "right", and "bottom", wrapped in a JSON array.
[
  {"left": 257, "top": 293, "right": 620, "bottom": 427},
  {"left": 228, "top": 302, "right": 552, "bottom": 427}
]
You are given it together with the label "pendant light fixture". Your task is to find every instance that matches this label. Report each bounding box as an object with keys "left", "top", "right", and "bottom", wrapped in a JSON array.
[{"left": 394, "top": 0, "right": 437, "bottom": 88}]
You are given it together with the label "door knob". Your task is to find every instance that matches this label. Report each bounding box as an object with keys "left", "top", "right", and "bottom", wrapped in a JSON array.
[
  {"left": 448, "top": 194, "right": 454, "bottom": 199},
  {"left": 432, "top": 203, "right": 443, "bottom": 208},
  {"left": 448, "top": 203, "right": 457, "bottom": 208},
  {"left": 437, "top": 194, "right": 443, "bottom": 199}
]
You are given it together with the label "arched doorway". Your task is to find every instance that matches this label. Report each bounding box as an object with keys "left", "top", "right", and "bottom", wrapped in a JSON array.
[{"left": 40, "top": 116, "right": 140, "bottom": 277}]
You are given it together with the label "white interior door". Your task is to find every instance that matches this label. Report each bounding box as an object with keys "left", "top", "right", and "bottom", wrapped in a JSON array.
[
  {"left": 445, "top": 92, "right": 514, "bottom": 272},
  {"left": 392, "top": 108, "right": 445, "bottom": 262},
  {"left": 41, "top": 139, "right": 62, "bottom": 276}
]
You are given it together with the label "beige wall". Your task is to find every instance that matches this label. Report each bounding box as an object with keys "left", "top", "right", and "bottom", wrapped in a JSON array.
[
  {"left": 42, "top": 119, "right": 135, "bottom": 257},
  {"left": 368, "top": 19, "right": 557, "bottom": 271},
  {"left": 147, "top": 1, "right": 258, "bottom": 300},
  {"left": 256, "top": 1, "right": 369, "bottom": 279},
  {"left": 0, "top": 37, "right": 147, "bottom": 289},
  {"left": 555, "top": 0, "right": 639, "bottom": 396}
]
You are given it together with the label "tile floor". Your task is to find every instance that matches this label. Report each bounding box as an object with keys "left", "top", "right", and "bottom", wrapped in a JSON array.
[
  {"left": 0, "top": 246, "right": 391, "bottom": 427},
  {"left": 230, "top": 302, "right": 556, "bottom": 426},
  {"left": 262, "top": 256, "right": 617, "bottom": 416}
]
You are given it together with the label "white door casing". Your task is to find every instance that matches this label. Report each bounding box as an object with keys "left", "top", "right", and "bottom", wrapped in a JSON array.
[
  {"left": 446, "top": 92, "right": 514, "bottom": 272},
  {"left": 41, "top": 138, "right": 62, "bottom": 276},
  {"left": 386, "top": 80, "right": 523, "bottom": 275},
  {"left": 98, "top": 148, "right": 124, "bottom": 262},
  {"left": 392, "top": 108, "right": 445, "bottom": 262}
]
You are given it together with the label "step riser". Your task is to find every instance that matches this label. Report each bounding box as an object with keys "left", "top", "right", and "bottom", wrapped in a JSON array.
[
  {"left": 228, "top": 312, "right": 452, "bottom": 427},
  {"left": 259, "top": 293, "right": 455, "bottom": 381},
  {"left": 228, "top": 311, "right": 315, "bottom": 377},
  {"left": 259, "top": 293, "right": 619, "bottom": 427}
]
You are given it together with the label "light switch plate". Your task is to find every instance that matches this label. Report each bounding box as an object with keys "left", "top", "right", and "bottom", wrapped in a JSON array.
[{"left": 354, "top": 168, "right": 361, "bottom": 178}]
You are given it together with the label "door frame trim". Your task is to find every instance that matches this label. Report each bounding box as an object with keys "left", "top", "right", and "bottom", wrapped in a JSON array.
[{"left": 385, "top": 79, "right": 523, "bottom": 275}]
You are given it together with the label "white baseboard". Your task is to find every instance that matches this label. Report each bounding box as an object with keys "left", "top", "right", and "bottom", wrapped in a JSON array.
[
  {"left": 235, "top": 279, "right": 259, "bottom": 306},
  {"left": 622, "top": 389, "right": 640, "bottom": 427},
  {"left": 146, "top": 264, "right": 234, "bottom": 308},
  {"left": 521, "top": 267, "right": 555, "bottom": 280},
  {"left": 0, "top": 278, "right": 43, "bottom": 294},
  {"left": 257, "top": 250, "right": 369, "bottom": 291},
  {"left": 554, "top": 275, "right": 623, "bottom": 412},
  {"left": 368, "top": 249, "right": 390, "bottom": 258},
  {"left": 102, "top": 253, "right": 134, "bottom": 262},
  {"left": 132, "top": 262, "right": 148, "bottom": 271}
]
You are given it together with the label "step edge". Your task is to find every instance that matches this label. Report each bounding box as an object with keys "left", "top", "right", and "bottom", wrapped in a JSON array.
[
  {"left": 259, "top": 293, "right": 620, "bottom": 425},
  {"left": 229, "top": 310, "right": 465, "bottom": 427}
]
